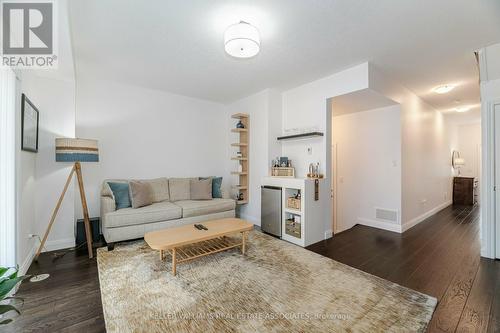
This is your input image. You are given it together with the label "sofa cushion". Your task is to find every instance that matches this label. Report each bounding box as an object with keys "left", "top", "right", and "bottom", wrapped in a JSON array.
[
  {"left": 108, "top": 182, "right": 131, "bottom": 209},
  {"left": 142, "top": 177, "right": 169, "bottom": 202},
  {"left": 175, "top": 199, "right": 236, "bottom": 218},
  {"left": 190, "top": 178, "right": 212, "bottom": 200},
  {"left": 169, "top": 178, "right": 192, "bottom": 201},
  {"left": 104, "top": 202, "right": 182, "bottom": 228},
  {"left": 200, "top": 176, "right": 223, "bottom": 198},
  {"left": 129, "top": 181, "right": 153, "bottom": 209}
]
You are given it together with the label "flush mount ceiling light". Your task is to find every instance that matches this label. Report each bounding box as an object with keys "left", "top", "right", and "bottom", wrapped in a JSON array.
[
  {"left": 455, "top": 106, "right": 470, "bottom": 113},
  {"left": 433, "top": 84, "right": 456, "bottom": 94},
  {"left": 224, "top": 21, "right": 260, "bottom": 58}
]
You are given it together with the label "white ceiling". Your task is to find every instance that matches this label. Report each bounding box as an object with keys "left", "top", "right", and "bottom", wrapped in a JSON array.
[{"left": 68, "top": 0, "right": 500, "bottom": 113}]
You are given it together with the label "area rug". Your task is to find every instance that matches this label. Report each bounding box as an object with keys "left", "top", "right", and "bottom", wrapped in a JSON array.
[{"left": 96, "top": 231, "right": 436, "bottom": 333}]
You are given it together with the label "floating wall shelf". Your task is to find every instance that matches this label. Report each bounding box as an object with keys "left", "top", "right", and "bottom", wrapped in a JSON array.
[{"left": 277, "top": 132, "right": 324, "bottom": 141}]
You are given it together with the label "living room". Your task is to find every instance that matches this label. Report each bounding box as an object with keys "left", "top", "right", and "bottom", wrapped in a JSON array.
[{"left": 1, "top": 1, "right": 500, "bottom": 332}]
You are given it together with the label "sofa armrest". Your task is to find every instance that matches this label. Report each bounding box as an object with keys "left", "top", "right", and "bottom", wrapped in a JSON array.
[{"left": 100, "top": 196, "right": 116, "bottom": 227}]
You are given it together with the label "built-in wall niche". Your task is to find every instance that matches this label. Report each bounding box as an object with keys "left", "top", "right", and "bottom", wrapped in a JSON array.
[
  {"left": 285, "top": 212, "right": 301, "bottom": 239},
  {"left": 285, "top": 188, "right": 301, "bottom": 212},
  {"left": 230, "top": 113, "right": 249, "bottom": 205}
]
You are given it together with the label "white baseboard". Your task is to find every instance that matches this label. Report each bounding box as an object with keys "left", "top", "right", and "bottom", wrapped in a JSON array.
[
  {"left": 402, "top": 200, "right": 452, "bottom": 232},
  {"left": 19, "top": 242, "right": 37, "bottom": 276},
  {"left": 239, "top": 213, "right": 260, "bottom": 226},
  {"left": 324, "top": 229, "right": 333, "bottom": 239},
  {"left": 44, "top": 238, "right": 75, "bottom": 252},
  {"left": 358, "top": 217, "right": 402, "bottom": 233}
]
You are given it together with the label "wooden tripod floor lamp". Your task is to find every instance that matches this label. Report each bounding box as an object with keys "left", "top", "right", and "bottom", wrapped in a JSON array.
[{"left": 35, "top": 138, "right": 99, "bottom": 260}]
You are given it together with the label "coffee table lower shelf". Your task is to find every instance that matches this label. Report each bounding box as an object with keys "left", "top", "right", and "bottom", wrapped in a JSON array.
[{"left": 160, "top": 233, "right": 248, "bottom": 276}]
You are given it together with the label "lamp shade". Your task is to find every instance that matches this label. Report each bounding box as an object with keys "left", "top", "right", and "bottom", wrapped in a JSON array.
[
  {"left": 55, "top": 138, "right": 99, "bottom": 162},
  {"left": 224, "top": 21, "right": 260, "bottom": 58},
  {"left": 454, "top": 158, "right": 465, "bottom": 166}
]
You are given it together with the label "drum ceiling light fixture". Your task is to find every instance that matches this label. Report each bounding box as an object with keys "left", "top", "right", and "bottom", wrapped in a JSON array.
[{"left": 224, "top": 21, "right": 260, "bottom": 58}]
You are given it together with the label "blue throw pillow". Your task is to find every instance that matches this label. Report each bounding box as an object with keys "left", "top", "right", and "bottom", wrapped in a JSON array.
[
  {"left": 200, "top": 177, "right": 223, "bottom": 198},
  {"left": 108, "top": 182, "right": 131, "bottom": 209}
]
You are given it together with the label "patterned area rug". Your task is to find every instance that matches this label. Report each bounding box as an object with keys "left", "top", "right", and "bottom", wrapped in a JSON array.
[{"left": 97, "top": 231, "right": 436, "bottom": 332}]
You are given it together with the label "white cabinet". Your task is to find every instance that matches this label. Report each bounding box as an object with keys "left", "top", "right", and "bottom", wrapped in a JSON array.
[{"left": 261, "top": 177, "right": 328, "bottom": 247}]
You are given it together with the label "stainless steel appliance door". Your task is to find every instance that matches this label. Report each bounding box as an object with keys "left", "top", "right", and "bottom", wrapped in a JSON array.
[{"left": 261, "top": 186, "right": 282, "bottom": 237}]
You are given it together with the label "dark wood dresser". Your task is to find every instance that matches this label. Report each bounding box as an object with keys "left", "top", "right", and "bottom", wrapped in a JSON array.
[{"left": 453, "top": 177, "right": 478, "bottom": 205}]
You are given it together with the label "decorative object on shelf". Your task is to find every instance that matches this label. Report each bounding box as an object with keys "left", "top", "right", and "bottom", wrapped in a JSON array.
[
  {"left": 230, "top": 113, "right": 249, "bottom": 204},
  {"left": 224, "top": 21, "right": 260, "bottom": 59},
  {"left": 451, "top": 150, "right": 465, "bottom": 175},
  {"left": 277, "top": 131, "right": 324, "bottom": 141},
  {"left": 287, "top": 196, "right": 301, "bottom": 210},
  {"left": 285, "top": 218, "right": 301, "bottom": 238},
  {"left": 21, "top": 94, "right": 39, "bottom": 153},
  {"left": 307, "top": 162, "right": 324, "bottom": 179},
  {"left": 236, "top": 120, "right": 245, "bottom": 129},
  {"left": 271, "top": 167, "right": 295, "bottom": 178},
  {"left": 35, "top": 138, "right": 100, "bottom": 260},
  {"left": 279, "top": 156, "right": 289, "bottom": 167}
]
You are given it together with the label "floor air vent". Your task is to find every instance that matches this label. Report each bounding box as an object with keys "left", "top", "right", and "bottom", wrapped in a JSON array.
[{"left": 375, "top": 208, "right": 398, "bottom": 223}]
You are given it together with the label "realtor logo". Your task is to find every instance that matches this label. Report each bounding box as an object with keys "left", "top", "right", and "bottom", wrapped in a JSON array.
[{"left": 1, "top": 0, "right": 57, "bottom": 68}]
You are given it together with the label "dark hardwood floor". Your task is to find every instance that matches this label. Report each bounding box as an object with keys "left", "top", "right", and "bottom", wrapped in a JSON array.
[
  {"left": 308, "top": 204, "right": 500, "bottom": 333},
  {"left": 5, "top": 204, "right": 499, "bottom": 332},
  {"left": 6, "top": 247, "right": 104, "bottom": 333}
]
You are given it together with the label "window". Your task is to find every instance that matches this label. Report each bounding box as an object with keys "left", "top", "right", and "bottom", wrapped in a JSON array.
[{"left": 0, "top": 67, "right": 16, "bottom": 267}]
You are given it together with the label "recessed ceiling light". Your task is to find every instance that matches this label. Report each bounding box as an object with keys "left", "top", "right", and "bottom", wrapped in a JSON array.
[
  {"left": 455, "top": 106, "right": 470, "bottom": 113},
  {"left": 224, "top": 21, "right": 260, "bottom": 58},
  {"left": 433, "top": 85, "right": 456, "bottom": 94}
]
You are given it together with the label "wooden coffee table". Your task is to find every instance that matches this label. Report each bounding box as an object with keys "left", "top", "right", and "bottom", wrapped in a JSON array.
[{"left": 144, "top": 218, "right": 253, "bottom": 276}]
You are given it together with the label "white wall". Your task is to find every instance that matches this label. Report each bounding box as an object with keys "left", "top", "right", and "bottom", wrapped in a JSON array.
[
  {"left": 457, "top": 123, "right": 481, "bottom": 179},
  {"left": 282, "top": 63, "right": 369, "bottom": 178},
  {"left": 333, "top": 105, "right": 402, "bottom": 233},
  {"left": 369, "top": 64, "right": 455, "bottom": 230},
  {"left": 281, "top": 63, "right": 369, "bottom": 235},
  {"left": 18, "top": 74, "right": 76, "bottom": 259},
  {"left": 14, "top": 0, "right": 77, "bottom": 272},
  {"left": 225, "top": 90, "right": 271, "bottom": 224},
  {"left": 15, "top": 74, "right": 38, "bottom": 273},
  {"left": 75, "top": 77, "right": 228, "bottom": 219},
  {"left": 478, "top": 43, "right": 500, "bottom": 259}
]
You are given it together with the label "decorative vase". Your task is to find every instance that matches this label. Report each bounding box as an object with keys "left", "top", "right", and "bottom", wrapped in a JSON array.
[{"left": 236, "top": 120, "right": 245, "bottom": 129}]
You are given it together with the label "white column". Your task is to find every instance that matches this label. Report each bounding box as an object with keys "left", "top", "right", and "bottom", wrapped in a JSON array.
[{"left": 0, "top": 67, "right": 17, "bottom": 267}]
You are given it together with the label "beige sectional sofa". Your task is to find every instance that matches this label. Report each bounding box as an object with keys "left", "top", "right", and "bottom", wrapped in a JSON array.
[{"left": 100, "top": 177, "right": 235, "bottom": 248}]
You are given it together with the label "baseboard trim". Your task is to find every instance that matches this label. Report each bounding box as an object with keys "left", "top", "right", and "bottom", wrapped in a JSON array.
[
  {"left": 44, "top": 238, "right": 75, "bottom": 252},
  {"left": 358, "top": 217, "right": 402, "bottom": 233},
  {"left": 402, "top": 201, "right": 452, "bottom": 232},
  {"left": 324, "top": 229, "right": 333, "bottom": 239},
  {"left": 239, "top": 213, "right": 260, "bottom": 226},
  {"left": 19, "top": 242, "right": 37, "bottom": 276}
]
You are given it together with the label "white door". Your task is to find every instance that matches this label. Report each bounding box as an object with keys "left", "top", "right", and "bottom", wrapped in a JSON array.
[{"left": 496, "top": 104, "right": 500, "bottom": 259}]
